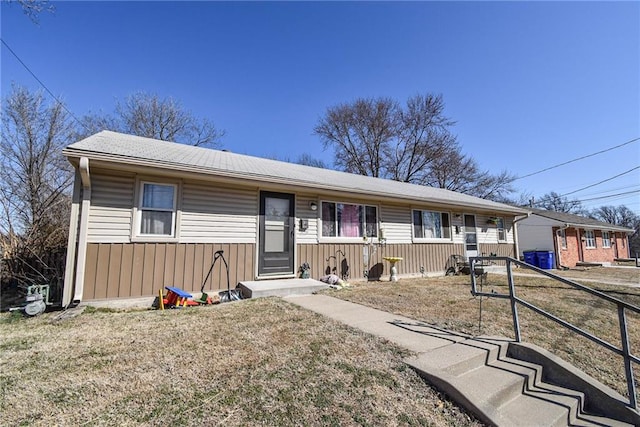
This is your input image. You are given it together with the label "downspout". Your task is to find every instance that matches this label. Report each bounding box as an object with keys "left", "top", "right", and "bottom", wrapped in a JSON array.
[
  {"left": 512, "top": 212, "right": 531, "bottom": 260},
  {"left": 72, "top": 157, "right": 91, "bottom": 306},
  {"left": 61, "top": 172, "right": 82, "bottom": 308}
]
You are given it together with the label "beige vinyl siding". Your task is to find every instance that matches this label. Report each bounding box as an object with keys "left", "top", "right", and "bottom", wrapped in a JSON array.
[
  {"left": 476, "top": 214, "right": 515, "bottom": 245},
  {"left": 87, "top": 171, "right": 135, "bottom": 243},
  {"left": 379, "top": 204, "right": 412, "bottom": 244},
  {"left": 449, "top": 214, "right": 465, "bottom": 245},
  {"left": 296, "top": 195, "right": 319, "bottom": 244},
  {"left": 180, "top": 180, "right": 257, "bottom": 243}
]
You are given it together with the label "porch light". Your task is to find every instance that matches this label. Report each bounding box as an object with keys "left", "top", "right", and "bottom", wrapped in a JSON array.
[{"left": 309, "top": 202, "right": 318, "bottom": 211}]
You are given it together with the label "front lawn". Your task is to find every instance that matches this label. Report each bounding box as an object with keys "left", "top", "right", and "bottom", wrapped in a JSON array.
[
  {"left": 0, "top": 298, "right": 481, "bottom": 426},
  {"left": 322, "top": 270, "right": 640, "bottom": 403}
]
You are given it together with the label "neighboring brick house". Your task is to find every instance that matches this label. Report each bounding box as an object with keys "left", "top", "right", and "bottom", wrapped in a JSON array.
[{"left": 517, "top": 208, "right": 634, "bottom": 268}]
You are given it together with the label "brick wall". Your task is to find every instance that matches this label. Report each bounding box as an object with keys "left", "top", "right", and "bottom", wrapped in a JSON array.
[{"left": 555, "top": 227, "right": 628, "bottom": 267}]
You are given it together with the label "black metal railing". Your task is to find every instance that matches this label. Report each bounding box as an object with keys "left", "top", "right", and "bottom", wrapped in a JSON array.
[{"left": 469, "top": 256, "right": 640, "bottom": 409}]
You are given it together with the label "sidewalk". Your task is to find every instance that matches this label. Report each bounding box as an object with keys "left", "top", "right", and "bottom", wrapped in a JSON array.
[
  {"left": 285, "top": 294, "right": 471, "bottom": 353},
  {"left": 284, "top": 294, "right": 637, "bottom": 426}
]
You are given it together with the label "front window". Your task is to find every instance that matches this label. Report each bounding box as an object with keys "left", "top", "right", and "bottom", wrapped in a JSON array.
[
  {"left": 139, "top": 182, "right": 176, "bottom": 236},
  {"left": 602, "top": 231, "right": 611, "bottom": 248},
  {"left": 413, "top": 210, "right": 451, "bottom": 240},
  {"left": 584, "top": 230, "right": 596, "bottom": 248},
  {"left": 321, "top": 202, "right": 377, "bottom": 238},
  {"left": 559, "top": 229, "right": 567, "bottom": 249},
  {"left": 496, "top": 217, "right": 506, "bottom": 242}
]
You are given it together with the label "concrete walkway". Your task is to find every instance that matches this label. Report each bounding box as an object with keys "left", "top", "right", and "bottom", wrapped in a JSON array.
[
  {"left": 285, "top": 294, "right": 470, "bottom": 353},
  {"left": 285, "top": 294, "right": 637, "bottom": 426}
]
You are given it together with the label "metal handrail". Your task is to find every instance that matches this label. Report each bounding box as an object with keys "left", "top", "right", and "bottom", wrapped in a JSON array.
[{"left": 470, "top": 256, "right": 640, "bottom": 409}]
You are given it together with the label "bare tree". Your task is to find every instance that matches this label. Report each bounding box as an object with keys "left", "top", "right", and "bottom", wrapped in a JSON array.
[
  {"left": 75, "top": 112, "right": 120, "bottom": 141},
  {"left": 114, "top": 92, "right": 225, "bottom": 147},
  {"left": 7, "top": 0, "right": 55, "bottom": 23},
  {"left": 0, "top": 86, "right": 74, "bottom": 256},
  {"left": 590, "top": 205, "right": 639, "bottom": 255},
  {"left": 315, "top": 93, "right": 516, "bottom": 201},
  {"left": 388, "top": 94, "right": 457, "bottom": 184},
  {"left": 590, "top": 205, "right": 637, "bottom": 227},
  {"left": 536, "top": 192, "right": 585, "bottom": 214},
  {"left": 314, "top": 97, "right": 397, "bottom": 177},
  {"left": 425, "top": 147, "right": 516, "bottom": 200},
  {"left": 296, "top": 153, "right": 328, "bottom": 169}
]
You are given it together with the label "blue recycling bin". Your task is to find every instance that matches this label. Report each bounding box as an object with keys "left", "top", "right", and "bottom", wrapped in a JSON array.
[
  {"left": 536, "top": 251, "right": 554, "bottom": 269},
  {"left": 523, "top": 251, "right": 538, "bottom": 267}
]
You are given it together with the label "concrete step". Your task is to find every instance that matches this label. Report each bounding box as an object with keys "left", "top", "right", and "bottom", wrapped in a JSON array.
[
  {"left": 238, "top": 278, "right": 328, "bottom": 298},
  {"left": 404, "top": 338, "right": 508, "bottom": 377},
  {"left": 406, "top": 338, "right": 639, "bottom": 426}
]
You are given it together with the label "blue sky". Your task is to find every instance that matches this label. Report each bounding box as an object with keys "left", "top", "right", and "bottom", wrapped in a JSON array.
[{"left": 2, "top": 1, "right": 639, "bottom": 213}]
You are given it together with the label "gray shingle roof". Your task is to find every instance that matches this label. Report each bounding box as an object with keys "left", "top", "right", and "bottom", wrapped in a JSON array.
[
  {"left": 529, "top": 208, "right": 634, "bottom": 233},
  {"left": 63, "top": 130, "right": 529, "bottom": 215}
]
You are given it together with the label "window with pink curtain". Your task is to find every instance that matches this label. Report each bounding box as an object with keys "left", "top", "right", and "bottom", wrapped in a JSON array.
[
  {"left": 321, "top": 202, "right": 378, "bottom": 238},
  {"left": 338, "top": 204, "right": 361, "bottom": 237}
]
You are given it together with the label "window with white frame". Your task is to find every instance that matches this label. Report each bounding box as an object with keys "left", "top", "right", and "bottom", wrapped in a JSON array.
[
  {"left": 321, "top": 202, "right": 377, "bottom": 238},
  {"left": 558, "top": 229, "right": 567, "bottom": 249},
  {"left": 413, "top": 210, "right": 451, "bottom": 240},
  {"left": 496, "top": 217, "right": 506, "bottom": 242},
  {"left": 602, "top": 231, "right": 611, "bottom": 248},
  {"left": 138, "top": 182, "right": 177, "bottom": 236},
  {"left": 584, "top": 230, "right": 596, "bottom": 248}
]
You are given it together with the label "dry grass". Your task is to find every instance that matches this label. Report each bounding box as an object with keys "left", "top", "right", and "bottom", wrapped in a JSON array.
[
  {"left": 0, "top": 298, "right": 482, "bottom": 427},
  {"left": 553, "top": 265, "right": 640, "bottom": 284},
  {"left": 322, "top": 267, "right": 640, "bottom": 403}
]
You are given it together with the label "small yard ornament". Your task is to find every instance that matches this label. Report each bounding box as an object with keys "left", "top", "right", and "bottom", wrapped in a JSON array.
[
  {"left": 383, "top": 257, "right": 403, "bottom": 282},
  {"left": 299, "top": 262, "right": 311, "bottom": 279}
]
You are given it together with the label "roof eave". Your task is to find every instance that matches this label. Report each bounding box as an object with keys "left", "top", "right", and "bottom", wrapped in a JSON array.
[{"left": 63, "top": 148, "right": 530, "bottom": 216}]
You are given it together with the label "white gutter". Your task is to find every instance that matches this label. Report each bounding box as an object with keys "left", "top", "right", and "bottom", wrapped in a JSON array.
[
  {"left": 71, "top": 157, "right": 91, "bottom": 305},
  {"left": 61, "top": 173, "right": 82, "bottom": 307}
]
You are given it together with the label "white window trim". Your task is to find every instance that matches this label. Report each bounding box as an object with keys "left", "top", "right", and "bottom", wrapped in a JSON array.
[
  {"left": 559, "top": 229, "right": 567, "bottom": 249},
  {"left": 602, "top": 231, "right": 611, "bottom": 248},
  {"left": 412, "top": 209, "right": 453, "bottom": 243},
  {"left": 132, "top": 179, "right": 180, "bottom": 242},
  {"left": 318, "top": 200, "right": 379, "bottom": 242},
  {"left": 496, "top": 217, "right": 507, "bottom": 243},
  {"left": 584, "top": 230, "right": 596, "bottom": 249}
]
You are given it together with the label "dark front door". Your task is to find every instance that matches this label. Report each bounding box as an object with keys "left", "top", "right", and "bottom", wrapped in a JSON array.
[{"left": 258, "top": 191, "right": 295, "bottom": 276}]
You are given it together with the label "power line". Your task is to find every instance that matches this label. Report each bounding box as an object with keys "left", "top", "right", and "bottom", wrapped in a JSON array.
[
  {"left": 560, "top": 166, "right": 640, "bottom": 197},
  {"left": 529, "top": 167, "right": 639, "bottom": 208},
  {"left": 577, "top": 189, "right": 639, "bottom": 203},
  {"left": 513, "top": 137, "right": 640, "bottom": 181},
  {"left": 1, "top": 38, "right": 87, "bottom": 131},
  {"left": 529, "top": 190, "right": 639, "bottom": 211},
  {"left": 576, "top": 184, "right": 639, "bottom": 198}
]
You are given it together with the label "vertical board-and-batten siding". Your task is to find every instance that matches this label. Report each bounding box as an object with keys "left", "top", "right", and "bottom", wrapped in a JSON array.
[
  {"left": 297, "top": 242, "right": 467, "bottom": 280},
  {"left": 83, "top": 242, "right": 255, "bottom": 300}
]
